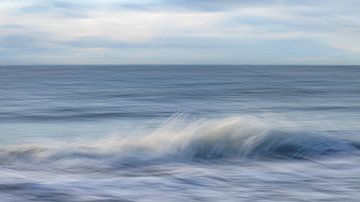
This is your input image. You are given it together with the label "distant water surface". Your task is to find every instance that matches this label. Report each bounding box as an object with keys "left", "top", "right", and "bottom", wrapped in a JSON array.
[{"left": 0, "top": 65, "right": 360, "bottom": 201}]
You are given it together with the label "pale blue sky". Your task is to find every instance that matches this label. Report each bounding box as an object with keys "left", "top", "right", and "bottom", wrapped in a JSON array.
[{"left": 0, "top": 0, "right": 360, "bottom": 65}]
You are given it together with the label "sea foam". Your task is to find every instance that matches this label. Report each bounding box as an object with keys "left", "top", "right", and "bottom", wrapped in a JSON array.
[{"left": 0, "top": 115, "right": 358, "bottom": 170}]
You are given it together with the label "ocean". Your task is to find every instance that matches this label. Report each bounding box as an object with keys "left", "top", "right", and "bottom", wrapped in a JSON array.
[{"left": 0, "top": 65, "right": 359, "bottom": 201}]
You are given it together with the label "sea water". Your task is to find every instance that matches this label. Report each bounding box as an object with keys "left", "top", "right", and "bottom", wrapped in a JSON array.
[{"left": 0, "top": 65, "right": 359, "bottom": 201}]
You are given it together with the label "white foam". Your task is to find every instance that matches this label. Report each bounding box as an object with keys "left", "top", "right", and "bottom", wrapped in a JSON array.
[{"left": 0, "top": 115, "right": 357, "bottom": 170}]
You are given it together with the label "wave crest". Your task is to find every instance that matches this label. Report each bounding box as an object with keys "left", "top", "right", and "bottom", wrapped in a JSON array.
[
  {"left": 140, "top": 116, "right": 355, "bottom": 160},
  {"left": 0, "top": 116, "right": 358, "bottom": 170}
]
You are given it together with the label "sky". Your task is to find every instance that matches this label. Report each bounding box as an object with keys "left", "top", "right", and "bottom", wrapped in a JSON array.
[{"left": 0, "top": 0, "right": 360, "bottom": 65}]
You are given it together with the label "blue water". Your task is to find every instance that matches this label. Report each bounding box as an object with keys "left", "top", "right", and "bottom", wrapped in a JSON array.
[{"left": 1, "top": 65, "right": 360, "bottom": 201}]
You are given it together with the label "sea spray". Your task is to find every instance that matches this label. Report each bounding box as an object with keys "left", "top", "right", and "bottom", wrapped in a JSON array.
[{"left": 0, "top": 115, "right": 357, "bottom": 171}]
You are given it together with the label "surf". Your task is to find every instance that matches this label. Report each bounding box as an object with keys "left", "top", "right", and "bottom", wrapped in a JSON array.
[{"left": 0, "top": 115, "right": 358, "bottom": 170}]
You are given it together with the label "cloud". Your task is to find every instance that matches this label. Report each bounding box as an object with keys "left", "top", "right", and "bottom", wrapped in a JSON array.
[
  {"left": 13, "top": 0, "right": 91, "bottom": 18},
  {"left": 0, "top": 0, "right": 360, "bottom": 64}
]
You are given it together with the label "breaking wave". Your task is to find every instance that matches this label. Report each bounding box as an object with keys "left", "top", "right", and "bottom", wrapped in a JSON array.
[{"left": 0, "top": 116, "right": 359, "bottom": 170}]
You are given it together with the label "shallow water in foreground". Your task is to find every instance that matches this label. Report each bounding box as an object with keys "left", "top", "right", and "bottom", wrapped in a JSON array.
[{"left": 0, "top": 65, "right": 360, "bottom": 201}]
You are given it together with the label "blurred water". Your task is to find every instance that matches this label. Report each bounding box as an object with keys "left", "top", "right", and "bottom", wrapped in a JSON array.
[{"left": 0, "top": 65, "right": 360, "bottom": 201}]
